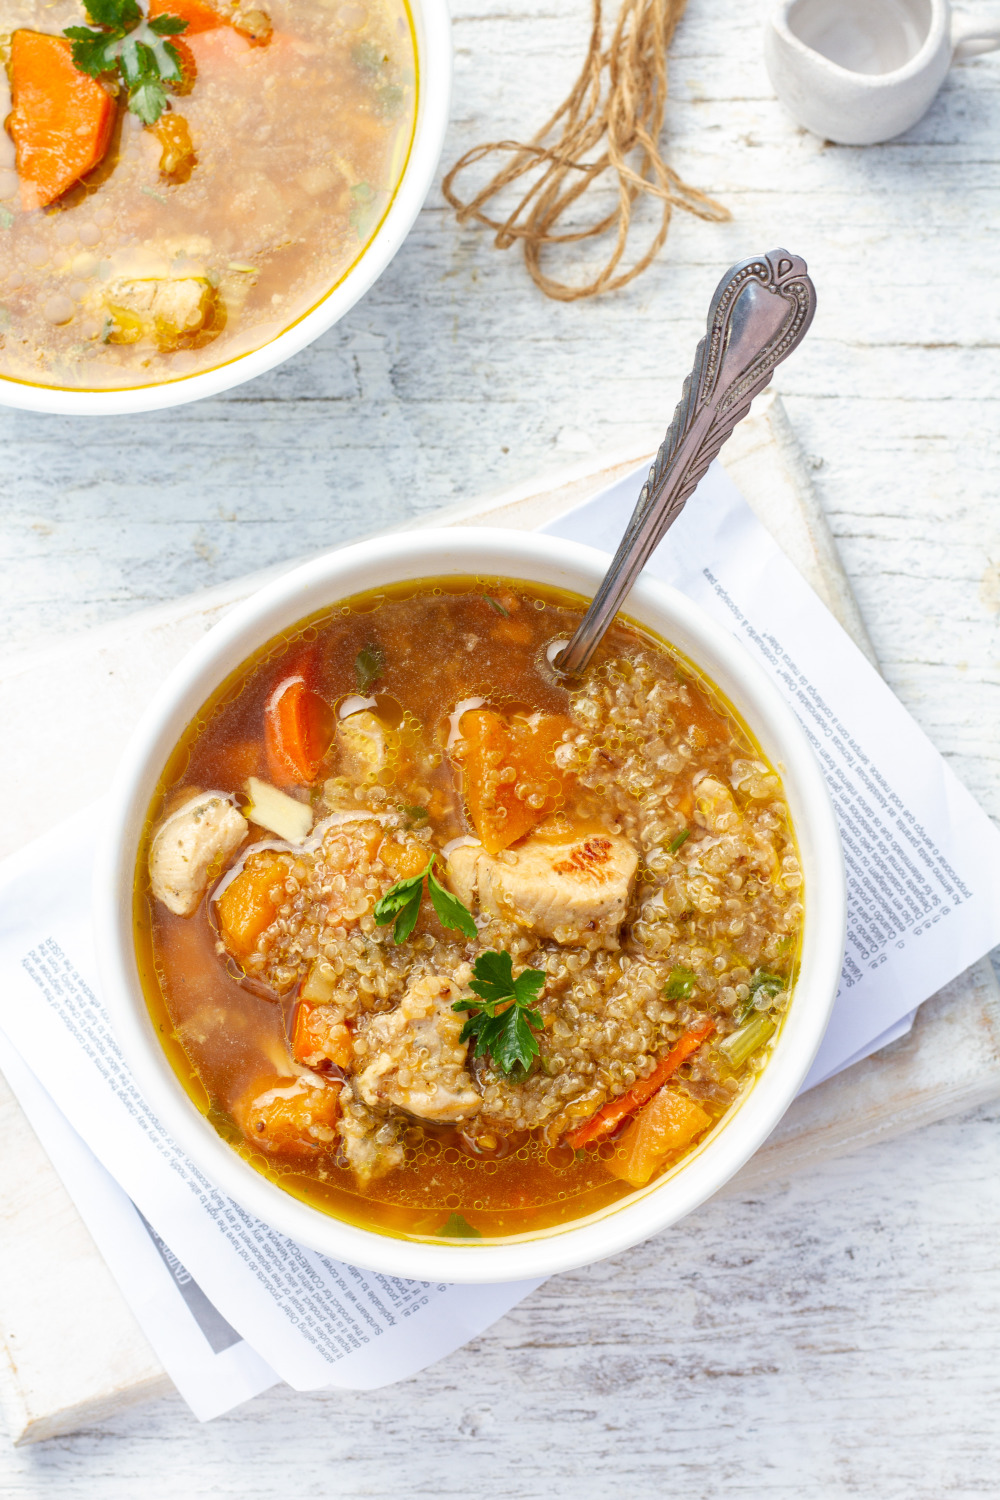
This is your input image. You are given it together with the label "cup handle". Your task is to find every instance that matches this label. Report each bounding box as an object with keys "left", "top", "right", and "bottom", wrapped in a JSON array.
[{"left": 952, "top": 12, "right": 1000, "bottom": 59}]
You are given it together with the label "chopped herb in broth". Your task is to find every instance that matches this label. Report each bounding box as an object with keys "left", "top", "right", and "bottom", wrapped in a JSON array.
[
  {"left": 0, "top": 0, "right": 416, "bottom": 389},
  {"left": 135, "top": 579, "right": 805, "bottom": 1244}
]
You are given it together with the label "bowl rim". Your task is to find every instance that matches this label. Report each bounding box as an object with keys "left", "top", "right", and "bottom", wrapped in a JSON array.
[
  {"left": 93, "top": 525, "right": 846, "bottom": 1283},
  {"left": 0, "top": 0, "right": 453, "bottom": 417}
]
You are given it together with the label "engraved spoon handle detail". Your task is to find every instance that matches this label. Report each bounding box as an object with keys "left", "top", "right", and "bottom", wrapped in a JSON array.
[{"left": 555, "top": 250, "right": 817, "bottom": 676}]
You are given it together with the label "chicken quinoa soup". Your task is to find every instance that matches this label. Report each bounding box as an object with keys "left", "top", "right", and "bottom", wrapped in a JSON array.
[
  {"left": 0, "top": 0, "right": 416, "bottom": 390},
  {"left": 136, "top": 578, "right": 805, "bottom": 1243}
]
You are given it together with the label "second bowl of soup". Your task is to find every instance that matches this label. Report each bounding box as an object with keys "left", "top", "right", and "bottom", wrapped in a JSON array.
[
  {"left": 0, "top": 0, "right": 449, "bottom": 411},
  {"left": 96, "top": 528, "right": 845, "bottom": 1281}
]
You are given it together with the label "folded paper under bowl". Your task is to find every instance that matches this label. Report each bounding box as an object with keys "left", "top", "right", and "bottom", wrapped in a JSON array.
[{"left": 93, "top": 527, "right": 846, "bottom": 1283}]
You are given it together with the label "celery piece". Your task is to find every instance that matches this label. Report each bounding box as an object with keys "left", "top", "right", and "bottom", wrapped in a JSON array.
[{"left": 718, "top": 1014, "right": 776, "bottom": 1070}]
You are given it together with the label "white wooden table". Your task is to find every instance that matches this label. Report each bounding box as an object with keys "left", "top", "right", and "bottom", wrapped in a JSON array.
[{"left": 1, "top": 0, "right": 999, "bottom": 1490}]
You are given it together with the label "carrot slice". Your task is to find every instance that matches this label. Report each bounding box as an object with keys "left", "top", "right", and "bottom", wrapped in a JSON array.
[
  {"left": 7, "top": 32, "right": 115, "bottom": 210},
  {"left": 148, "top": 0, "right": 227, "bottom": 33},
  {"left": 564, "top": 1019, "right": 716, "bottom": 1149},
  {"left": 264, "top": 666, "right": 334, "bottom": 786},
  {"left": 458, "top": 708, "right": 573, "bottom": 854},
  {"left": 603, "top": 1088, "right": 712, "bottom": 1187}
]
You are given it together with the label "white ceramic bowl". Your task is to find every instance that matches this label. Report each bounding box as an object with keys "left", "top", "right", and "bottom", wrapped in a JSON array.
[
  {"left": 0, "top": 0, "right": 452, "bottom": 417},
  {"left": 94, "top": 527, "right": 846, "bottom": 1283}
]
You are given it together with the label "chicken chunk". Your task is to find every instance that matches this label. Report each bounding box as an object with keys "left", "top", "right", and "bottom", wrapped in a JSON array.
[
  {"left": 355, "top": 974, "right": 482, "bottom": 1123},
  {"left": 149, "top": 792, "right": 248, "bottom": 917},
  {"left": 232, "top": 1073, "right": 341, "bottom": 1157},
  {"left": 449, "top": 831, "right": 638, "bottom": 948},
  {"left": 103, "top": 276, "right": 219, "bottom": 350}
]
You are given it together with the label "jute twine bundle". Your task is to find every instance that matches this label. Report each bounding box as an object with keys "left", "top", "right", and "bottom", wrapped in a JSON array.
[{"left": 441, "top": 0, "right": 730, "bottom": 301}]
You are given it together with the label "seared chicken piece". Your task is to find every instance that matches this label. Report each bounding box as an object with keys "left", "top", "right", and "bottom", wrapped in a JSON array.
[
  {"left": 449, "top": 831, "right": 638, "bottom": 948},
  {"left": 355, "top": 974, "right": 481, "bottom": 1124},
  {"left": 149, "top": 792, "right": 247, "bottom": 917}
]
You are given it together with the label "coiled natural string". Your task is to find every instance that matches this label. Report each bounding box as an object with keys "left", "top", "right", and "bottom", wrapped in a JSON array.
[{"left": 441, "top": 0, "right": 731, "bottom": 301}]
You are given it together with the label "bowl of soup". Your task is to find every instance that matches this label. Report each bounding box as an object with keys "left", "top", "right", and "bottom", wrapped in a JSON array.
[
  {"left": 0, "top": 0, "right": 448, "bottom": 412},
  {"left": 94, "top": 527, "right": 846, "bottom": 1281}
]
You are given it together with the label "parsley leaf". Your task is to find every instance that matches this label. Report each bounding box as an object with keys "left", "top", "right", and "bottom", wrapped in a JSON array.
[
  {"left": 427, "top": 868, "right": 478, "bottom": 940},
  {"left": 664, "top": 966, "right": 696, "bottom": 1000},
  {"left": 87, "top": 0, "right": 139, "bottom": 25},
  {"left": 452, "top": 951, "right": 545, "bottom": 1076},
  {"left": 372, "top": 856, "right": 477, "bottom": 944},
  {"left": 355, "top": 643, "right": 385, "bottom": 694},
  {"left": 64, "top": 0, "right": 187, "bottom": 125},
  {"left": 372, "top": 860, "right": 428, "bottom": 943}
]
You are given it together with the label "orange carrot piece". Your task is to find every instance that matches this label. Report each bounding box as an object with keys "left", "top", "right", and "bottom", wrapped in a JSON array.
[
  {"left": 603, "top": 1088, "right": 712, "bottom": 1187},
  {"left": 459, "top": 708, "right": 573, "bottom": 854},
  {"left": 148, "top": 0, "right": 227, "bottom": 34},
  {"left": 7, "top": 32, "right": 115, "bottom": 210},
  {"left": 264, "top": 666, "right": 334, "bottom": 786},
  {"left": 565, "top": 1019, "right": 716, "bottom": 1149},
  {"left": 216, "top": 853, "right": 281, "bottom": 957}
]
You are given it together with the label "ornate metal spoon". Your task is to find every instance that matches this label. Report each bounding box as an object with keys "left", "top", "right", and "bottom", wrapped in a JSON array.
[{"left": 554, "top": 249, "right": 817, "bottom": 676}]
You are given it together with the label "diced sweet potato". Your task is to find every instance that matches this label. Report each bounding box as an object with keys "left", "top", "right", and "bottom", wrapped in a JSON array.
[
  {"left": 216, "top": 851, "right": 282, "bottom": 957},
  {"left": 603, "top": 1087, "right": 712, "bottom": 1187},
  {"left": 292, "top": 1000, "right": 353, "bottom": 1070},
  {"left": 7, "top": 32, "right": 115, "bottom": 210},
  {"left": 232, "top": 1073, "right": 341, "bottom": 1156},
  {"left": 457, "top": 708, "right": 573, "bottom": 854}
]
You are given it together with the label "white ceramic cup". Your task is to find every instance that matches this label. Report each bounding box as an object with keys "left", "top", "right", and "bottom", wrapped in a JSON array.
[
  {"left": 765, "top": 0, "right": 1000, "bottom": 145},
  {"left": 0, "top": 0, "right": 452, "bottom": 417},
  {"left": 94, "top": 526, "right": 846, "bottom": 1284}
]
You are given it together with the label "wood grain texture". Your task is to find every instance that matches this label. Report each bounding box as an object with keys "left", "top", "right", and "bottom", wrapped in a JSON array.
[{"left": 0, "top": 0, "right": 998, "bottom": 1486}]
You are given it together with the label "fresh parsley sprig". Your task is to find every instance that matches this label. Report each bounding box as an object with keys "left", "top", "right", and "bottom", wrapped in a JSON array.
[
  {"left": 372, "top": 856, "right": 478, "bottom": 944},
  {"left": 453, "top": 950, "right": 545, "bottom": 1076},
  {"left": 65, "top": 0, "right": 189, "bottom": 126}
]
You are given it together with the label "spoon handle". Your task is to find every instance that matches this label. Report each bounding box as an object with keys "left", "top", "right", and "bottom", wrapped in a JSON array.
[{"left": 555, "top": 249, "right": 817, "bottom": 676}]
